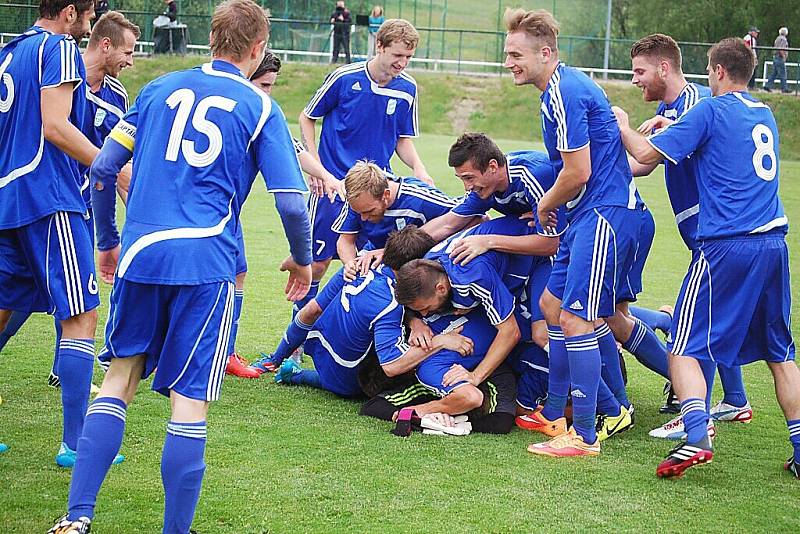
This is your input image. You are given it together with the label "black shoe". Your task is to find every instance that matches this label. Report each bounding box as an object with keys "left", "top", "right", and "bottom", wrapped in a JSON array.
[
  {"left": 785, "top": 456, "right": 800, "bottom": 479},
  {"left": 659, "top": 381, "right": 680, "bottom": 414},
  {"left": 764, "top": 87, "right": 773, "bottom": 93},
  {"left": 48, "top": 371, "right": 61, "bottom": 389}
]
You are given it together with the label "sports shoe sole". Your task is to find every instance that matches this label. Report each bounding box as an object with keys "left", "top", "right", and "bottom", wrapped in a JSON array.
[{"left": 656, "top": 450, "right": 713, "bottom": 479}]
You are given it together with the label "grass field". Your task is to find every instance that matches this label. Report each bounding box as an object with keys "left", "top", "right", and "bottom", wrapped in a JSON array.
[{"left": 1, "top": 129, "right": 799, "bottom": 532}]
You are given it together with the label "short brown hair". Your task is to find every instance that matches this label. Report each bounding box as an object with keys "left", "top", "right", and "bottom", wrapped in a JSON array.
[
  {"left": 210, "top": 0, "right": 270, "bottom": 61},
  {"left": 251, "top": 51, "right": 281, "bottom": 80},
  {"left": 376, "top": 19, "right": 419, "bottom": 49},
  {"left": 39, "top": 0, "right": 94, "bottom": 19},
  {"left": 344, "top": 161, "right": 388, "bottom": 203},
  {"left": 504, "top": 8, "right": 559, "bottom": 50},
  {"left": 382, "top": 226, "right": 436, "bottom": 272},
  {"left": 448, "top": 133, "right": 506, "bottom": 173},
  {"left": 708, "top": 37, "right": 755, "bottom": 84},
  {"left": 630, "top": 34, "right": 682, "bottom": 70},
  {"left": 88, "top": 11, "right": 141, "bottom": 48},
  {"left": 395, "top": 259, "right": 446, "bottom": 305}
]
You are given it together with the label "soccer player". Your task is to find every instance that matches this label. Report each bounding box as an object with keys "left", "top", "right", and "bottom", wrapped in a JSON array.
[
  {"left": 295, "top": 18, "right": 430, "bottom": 325},
  {"left": 0, "top": 0, "right": 108, "bottom": 466},
  {"left": 224, "top": 52, "right": 342, "bottom": 378},
  {"left": 613, "top": 37, "right": 800, "bottom": 479},
  {"left": 502, "top": 8, "right": 640, "bottom": 457},
  {"left": 623, "top": 34, "right": 753, "bottom": 440},
  {"left": 48, "top": 2, "right": 313, "bottom": 531}
]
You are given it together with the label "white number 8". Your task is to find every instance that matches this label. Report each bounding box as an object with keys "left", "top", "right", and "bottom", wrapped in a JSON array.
[
  {"left": 165, "top": 88, "right": 236, "bottom": 168},
  {"left": 751, "top": 124, "right": 776, "bottom": 181},
  {"left": 0, "top": 53, "right": 15, "bottom": 114}
]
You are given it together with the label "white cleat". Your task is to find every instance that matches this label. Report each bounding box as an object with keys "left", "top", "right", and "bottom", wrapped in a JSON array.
[
  {"left": 649, "top": 415, "right": 716, "bottom": 441},
  {"left": 709, "top": 401, "right": 753, "bottom": 423}
]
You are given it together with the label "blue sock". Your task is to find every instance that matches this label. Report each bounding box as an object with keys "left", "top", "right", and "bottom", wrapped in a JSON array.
[
  {"left": 622, "top": 317, "right": 670, "bottom": 379},
  {"left": 788, "top": 419, "right": 800, "bottom": 463},
  {"left": 162, "top": 421, "right": 207, "bottom": 534},
  {"left": 718, "top": 363, "right": 748, "bottom": 407},
  {"left": 226, "top": 289, "right": 244, "bottom": 356},
  {"left": 628, "top": 306, "right": 672, "bottom": 333},
  {"left": 291, "top": 281, "right": 319, "bottom": 320},
  {"left": 565, "top": 332, "right": 601, "bottom": 444},
  {"left": 67, "top": 397, "right": 127, "bottom": 521},
  {"left": 699, "top": 359, "right": 717, "bottom": 410},
  {"left": 596, "top": 378, "right": 622, "bottom": 417},
  {"left": 596, "top": 323, "right": 629, "bottom": 408},
  {"left": 0, "top": 310, "right": 30, "bottom": 352},
  {"left": 273, "top": 316, "right": 313, "bottom": 365},
  {"left": 680, "top": 397, "right": 708, "bottom": 444},
  {"left": 289, "top": 369, "right": 323, "bottom": 389},
  {"left": 57, "top": 338, "right": 95, "bottom": 450},
  {"left": 541, "top": 326, "right": 569, "bottom": 421},
  {"left": 51, "top": 319, "right": 62, "bottom": 378}
]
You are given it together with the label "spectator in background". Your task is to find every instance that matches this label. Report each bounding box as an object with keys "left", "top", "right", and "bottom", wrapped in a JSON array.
[
  {"left": 368, "top": 5, "right": 384, "bottom": 58},
  {"left": 743, "top": 26, "right": 759, "bottom": 89},
  {"left": 163, "top": 0, "right": 177, "bottom": 23},
  {"left": 765, "top": 27, "right": 790, "bottom": 93},
  {"left": 95, "top": 0, "right": 109, "bottom": 18},
  {"left": 331, "top": 0, "right": 352, "bottom": 63}
]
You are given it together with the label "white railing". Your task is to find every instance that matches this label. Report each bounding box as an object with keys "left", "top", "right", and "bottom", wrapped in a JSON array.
[{"left": 761, "top": 60, "right": 799, "bottom": 87}]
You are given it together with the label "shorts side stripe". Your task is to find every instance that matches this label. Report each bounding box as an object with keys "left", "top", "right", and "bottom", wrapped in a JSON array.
[
  {"left": 59, "top": 212, "right": 85, "bottom": 315},
  {"left": 672, "top": 254, "right": 707, "bottom": 355},
  {"left": 208, "top": 282, "right": 235, "bottom": 400},
  {"left": 54, "top": 213, "right": 79, "bottom": 317},
  {"left": 587, "top": 212, "right": 612, "bottom": 321}
]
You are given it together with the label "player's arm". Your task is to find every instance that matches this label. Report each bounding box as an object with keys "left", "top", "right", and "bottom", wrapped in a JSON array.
[
  {"left": 41, "top": 83, "right": 99, "bottom": 167},
  {"left": 628, "top": 156, "right": 659, "bottom": 177},
  {"left": 536, "top": 146, "right": 591, "bottom": 229},
  {"left": 443, "top": 314, "right": 520, "bottom": 387},
  {"left": 420, "top": 211, "right": 476, "bottom": 241},
  {"left": 612, "top": 107, "right": 664, "bottom": 165},
  {"left": 298, "top": 150, "right": 344, "bottom": 201},
  {"left": 395, "top": 137, "right": 432, "bottom": 185},
  {"left": 274, "top": 192, "right": 313, "bottom": 301},
  {"left": 381, "top": 326, "right": 474, "bottom": 377},
  {"left": 449, "top": 233, "right": 559, "bottom": 266},
  {"left": 298, "top": 112, "right": 320, "bottom": 161},
  {"left": 336, "top": 233, "right": 359, "bottom": 265}
]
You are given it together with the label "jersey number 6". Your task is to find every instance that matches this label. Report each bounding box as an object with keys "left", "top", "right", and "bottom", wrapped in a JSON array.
[
  {"left": 165, "top": 88, "right": 237, "bottom": 168},
  {"left": 0, "top": 53, "right": 15, "bottom": 113}
]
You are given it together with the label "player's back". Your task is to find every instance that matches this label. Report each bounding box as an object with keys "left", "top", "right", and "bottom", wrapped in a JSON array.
[
  {"left": 0, "top": 27, "right": 87, "bottom": 229},
  {"left": 693, "top": 92, "right": 786, "bottom": 239},
  {"left": 116, "top": 60, "right": 278, "bottom": 284}
]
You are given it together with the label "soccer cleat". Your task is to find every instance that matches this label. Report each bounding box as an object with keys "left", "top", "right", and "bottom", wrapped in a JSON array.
[
  {"left": 55, "top": 442, "right": 125, "bottom": 468},
  {"left": 48, "top": 514, "right": 91, "bottom": 534},
  {"left": 225, "top": 353, "right": 261, "bottom": 379},
  {"left": 515, "top": 407, "right": 567, "bottom": 437},
  {"left": 48, "top": 371, "right": 61, "bottom": 388},
  {"left": 274, "top": 359, "right": 302, "bottom": 384},
  {"left": 0, "top": 442, "right": 7, "bottom": 454},
  {"left": 248, "top": 353, "right": 280, "bottom": 374},
  {"left": 656, "top": 435, "right": 713, "bottom": 479},
  {"left": 785, "top": 457, "right": 800, "bottom": 479},
  {"left": 527, "top": 427, "right": 600, "bottom": 457},
  {"left": 660, "top": 381, "right": 680, "bottom": 414},
  {"left": 648, "top": 415, "right": 716, "bottom": 440},
  {"left": 595, "top": 404, "right": 634, "bottom": 441},
  {"left": 709, "top": 401, "right": 753, "bottom": 423}
]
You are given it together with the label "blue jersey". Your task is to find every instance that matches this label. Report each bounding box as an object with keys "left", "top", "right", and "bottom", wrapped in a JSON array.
[
  {"left": 649, "top": 91, "right": 787, "bottom": 240},
  {"left": 109, "top": 60, "right": 307, "bottom": 285},
  {"left": 333, "top": 176, "right": 455, "bottom": 248},
  {"left": 0, "top": 27, "right": 88, "bottom": 229},
  {"left": 452, "top": 150, "right": 565, "bottom": 236},
  {"left": 303, "top": 63, "right": 418, "bottom": 179},
  {"left": 312, "top": 265, "right": 408, "bottom": 367},
  {"left": 423, "top": 308, "right": 498, "bottom": 359},
  {"left": 426, "top": 217, "right": 533, "bottom": 325},
  {"left": 79, "top": 75, "right": 129, "bottom": 206},
  {"left": 654, "top": 83, "right": 711, "bottom": 250},
  {"left": 540, "top": 63, "right": 636, "bottom": 220}
]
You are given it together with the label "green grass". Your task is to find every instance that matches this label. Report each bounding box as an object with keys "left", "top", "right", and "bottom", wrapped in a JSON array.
[{"left": 1, "top": 131, "right": 800, "bottom": 532}]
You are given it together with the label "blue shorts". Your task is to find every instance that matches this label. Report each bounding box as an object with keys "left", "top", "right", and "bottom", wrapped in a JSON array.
[
  {"left": 508, "top": 342, "right": 549, "bottom": 410},
  {"left": 304, "top": 334, "right": 364, "bottom": 397},
  {"left": 234, "top": 225, "right": 247, "bottom": 275},
  {"left": 547, "top": 206, "right": 641, "bottom": 321},
  {"left": 668, "top": 232, "right": 795, "bottom": 367},
  {"left": 525, "top": 256, "right": 552, "bottom": 322},
  {"left": 308, "top": 193, "right": 346, "bottom": 262},
  {"left": 618, "top": 207, "right": 654, "bottom": 302},
  {"left": 416, "top": 349, "right": 485, "bottom": 396},
  {"left": 98, "top": 278, "right": 235, "bottom": 401},
  {"left": 0, "top": 211, "right": 99, "bottom": 320}
]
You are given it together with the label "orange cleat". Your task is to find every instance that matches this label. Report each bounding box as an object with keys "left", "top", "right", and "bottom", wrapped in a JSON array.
[
  {"left": 515, "top": 407, "right": 568, "bottom": 437},
  {"left": 225, "top": 353, "right": 261, "bottom": 378},
  {"left": 527, "top": 427, "right": 600, "bottom": 457}
]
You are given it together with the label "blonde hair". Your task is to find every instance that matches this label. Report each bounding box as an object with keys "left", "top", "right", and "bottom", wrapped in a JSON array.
[
  {"left": 88, "top": 11, "right": 141, "bottom": 48},
  {"left": 371, "top": 5, "right": 383, "bottom": 17},
  {"left": 344, "top": 161, "right": 388, "bottom": 202},
  {"left": 504, "top": 8, "right": 559, "bottom": 50},
  {"left": 376, "top": 18, "right": 419, "bottom": 49},
  {"left": 210, "top": 0, "right": 270, "bottom": 61}
]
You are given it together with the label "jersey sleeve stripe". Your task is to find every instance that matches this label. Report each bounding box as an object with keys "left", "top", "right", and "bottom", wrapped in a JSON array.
[{"left": 303, "top": 63, "right": 362, "bottom": 118}]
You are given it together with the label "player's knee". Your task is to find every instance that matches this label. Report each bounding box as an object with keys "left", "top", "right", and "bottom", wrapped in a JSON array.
[
  {"left": 539, "top": 290, "right": 560, "bottom": 324},
  {"left": 102, "top": 355, "right": 146, "bottom": 403},
  {"left": 311, "top": 259, "right": 331, "bottom": 280},
  {"left": 531, "top": 320, "right": 548, "bottom": 348},
  {"left": 61, "top": 309, "right": 98, "bottom": 338},
  {"left": 235, "top": 271, "right": 246, "bottom": 288},
  {"left": 299, "top": 300, "right": 322, "bottom": 324},
  {"left": 452, "top": 385, "right": 483, "bottom": 411},
  {"left": 170, "top": 390, "right": 210, "bottom": 422},
  {"left": 0, "top": 309, "right": 11, "bottom": 332},
  {"left": 558, "top": 310, "right": 592, "bottom": 337}
]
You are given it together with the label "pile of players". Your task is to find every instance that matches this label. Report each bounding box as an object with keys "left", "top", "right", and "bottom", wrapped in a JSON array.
[{"left": 0, "top": 1, "right": 797, "bottom": 533}]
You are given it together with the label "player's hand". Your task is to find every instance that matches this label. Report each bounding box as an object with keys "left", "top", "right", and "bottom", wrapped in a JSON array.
[
  {"left": 536, "top": 204, "right": 558, "bottom": 231},
  {"left": 322, "top": 173, "right": 345, "bottom": 202},
  {"left": 449, "top": 235, "right": 491, "bottom": 265},
  {"left": 435, "top": 328, "right": 474, "bottom": 356},
  {"left": 307, "top": 174, "right": 325, "bottom": 198},
  {"left": 611, "top": 106, "right": 629, "bottom": 130},
  {"left": 358, "top": 248, "right": 384, "bottom": 276},
  {"left": 116, "top": 163, "right": 132, "bottom": 200},
  {"left": 343, "top": 257, "right": 360, "bottom": 282},
  {"left": 519, "top": 211, "right": 538, "bottom": 228},
  {"left": 423, "top": 412, "right": 456, "bottom": 427},
  {"left": 442, "top": 364, "right": 478, "bottom": 387},
  {"left": 280, "top": 257, "right": 312, "bottom": 302},
  {"left": 97, "top": 245, "right": 120, "bottom": 284},
  {"left": 414, "top": 169, "right": 435, "bottom": 186},
  {"left": 637, "top": 115, "right": 674, "bottom": 135},
  {"left": 408, "top": 317, "right": 434, "bottom": 349}
]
